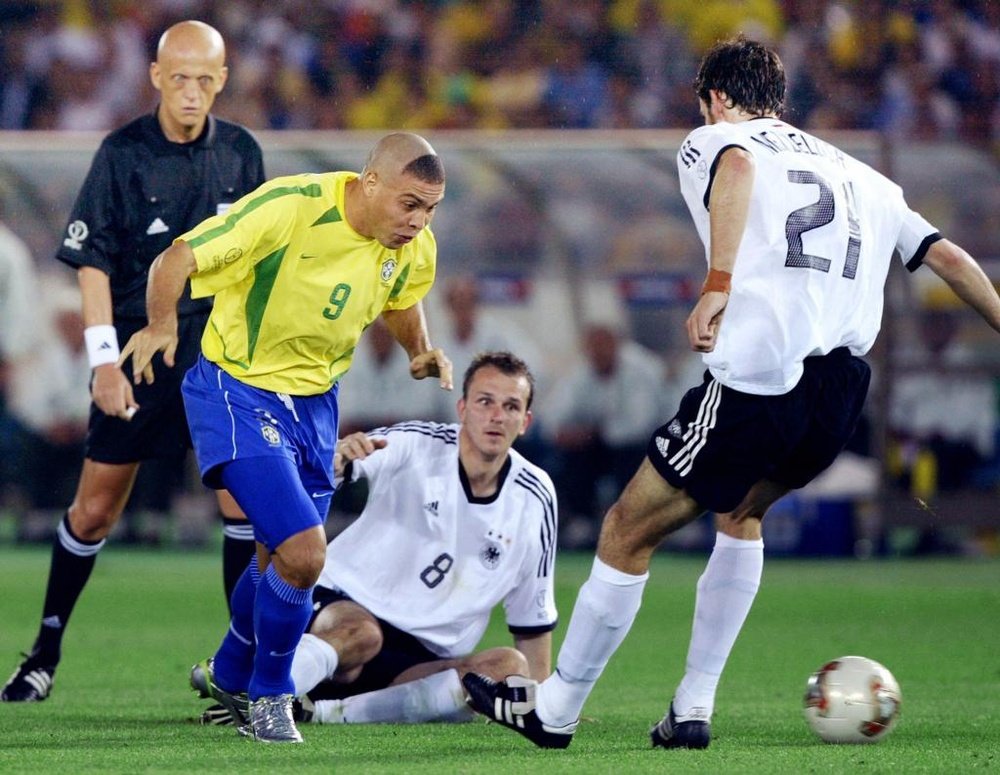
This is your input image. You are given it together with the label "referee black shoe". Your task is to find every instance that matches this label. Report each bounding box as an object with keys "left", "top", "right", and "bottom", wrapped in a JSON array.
[
  {"left": 650, "top": 702, "right": 711, "bottom": 750},
  {"left": 462, "top": 673, "right": 577, "bottom": 749},
  {"left": 1, "top": 650, "right": 56, "bottom": 702}
]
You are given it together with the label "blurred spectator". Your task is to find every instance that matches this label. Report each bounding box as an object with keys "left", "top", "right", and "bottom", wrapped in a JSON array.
[
  {"left": 889, "top": 308, "right": 998, "bottom": 493},
  {"left": 337, "top": 317, "right": 445, "bottom": 436},
  {"left": 0, "top": 0, "right": 996, "bottom": 138},
  {"left": 5, "top": 282, "right": 89, "bottom": 539},
  {"left": 541, "top": 322, "right": 665, "bottom": 545},
  {"left": 430, "top": 275, "right": 548, "bottom": 462},
  {"left": 0, "top": 217, "right": 43, "bottom": 511}
]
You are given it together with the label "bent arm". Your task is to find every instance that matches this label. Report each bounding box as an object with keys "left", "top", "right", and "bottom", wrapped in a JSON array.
[
  {"left": 922, "top": 239, "right": 1000, "bottom": 334},
  {"left": 707, "top": 147, "right": 755, "bottom": 277},
  {"left": 382, "top": 302, "right": 453, "bottom": 389},
  {"left": 147, "top": 240, "right": 198, "bottom": 330},
  {"left": 381, "top": 303, "right": 432, "bottom": 360},
  {"left": 513, "top": 631, "right": 551, "bottom": 680},
  {"left": 687, "top": 147, "right": 755, "bottom": 352}
]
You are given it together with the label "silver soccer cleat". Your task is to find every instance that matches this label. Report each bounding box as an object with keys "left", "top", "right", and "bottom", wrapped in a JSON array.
[{"left": 243, "top": 694, "right": 304, "bottom": 743}]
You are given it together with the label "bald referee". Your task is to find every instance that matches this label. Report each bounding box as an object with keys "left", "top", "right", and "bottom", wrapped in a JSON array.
[
  {"left": 2, "top": 21, "right": 263, "bottom": 704},
  {"left": 121, "top": 132, "right": 453, "bottom": 743}
]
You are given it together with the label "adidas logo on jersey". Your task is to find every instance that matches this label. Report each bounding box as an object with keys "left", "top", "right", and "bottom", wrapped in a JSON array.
[
  {"left": 655, "top": 436, "right": 670, "bottom": 457},
  {"left": 423, "top": 501, "right": 439, "bottom": 516},
  {"left": 146, "top": 217, "right": 169, "bottom": 235},
  {"left": 667, "top": 419, "right": 683, "bottom": 438}
]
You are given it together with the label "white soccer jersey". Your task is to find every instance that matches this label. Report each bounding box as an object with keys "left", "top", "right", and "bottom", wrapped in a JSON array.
[
  {"left": 319, "top": 421, "right": 558, "bottom": 658},
  {"left": 678, "top": 118, "right": 940, "bottom": 395}
]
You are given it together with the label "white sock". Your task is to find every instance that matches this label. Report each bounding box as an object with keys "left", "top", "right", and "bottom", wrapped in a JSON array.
[
  {"left": 291, "top": 633, "right": 340, "bottom": 696},
  {"left": 311, "top": 669, "right": 474, "bottom": 724},
  {"left": 537, "top": 557, "right": 648, "bottom": 727},
  {"left": 673, "top": 532, "right": 763, "bottom": 721}
]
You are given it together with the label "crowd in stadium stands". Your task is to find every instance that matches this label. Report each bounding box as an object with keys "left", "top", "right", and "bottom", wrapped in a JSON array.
[
  {"left": 0, "top": 0, "right": 998, "bottom": 147},
  {"left": 2, "top": 1, "right": 999, "bottom": 555}
]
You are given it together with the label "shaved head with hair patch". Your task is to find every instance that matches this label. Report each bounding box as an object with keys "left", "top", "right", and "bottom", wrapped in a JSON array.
[
  {"left": 363, "top": 133, "right": 445, "bottom": 185},
  {"left": 347, "top": 132, "right": 446, "bottom": 249}
]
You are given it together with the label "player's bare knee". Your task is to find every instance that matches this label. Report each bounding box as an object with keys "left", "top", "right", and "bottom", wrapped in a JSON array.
[
  {"left": 273, "top": 531, "right": 327, "bottom": 588},
  {"left": 67, "top": 500, "right": 119, "bottom": 541},
  {"left": 350, "top": 617, "right": 384, "bottom": 663},
  {"left": 599, "top": 501, "right": 662, "bottom": 554},
  {"left": 716, "top": 512, "right": 763, "bottom": 540}
]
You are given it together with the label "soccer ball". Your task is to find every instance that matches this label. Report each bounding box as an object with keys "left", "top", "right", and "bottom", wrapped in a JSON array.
[{"left": 803, "top": 655, "right": 902, "bottom": 744}]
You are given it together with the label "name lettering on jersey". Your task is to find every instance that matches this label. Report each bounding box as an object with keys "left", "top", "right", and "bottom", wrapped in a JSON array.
[
  {"left": 380, "top": 258, "right": 398, "bottom": 282},
  {"left": 750, "top": 130, "right": 846, "bottom": 168},
  {"left": 63, "top": 220, "right": 89, "bottom": 250},
  {"left": 146, "top": 217, "right": 169, "bottom": 235},
  {"left": 423, "top": 500, "right": 439, "bottom": 516}
]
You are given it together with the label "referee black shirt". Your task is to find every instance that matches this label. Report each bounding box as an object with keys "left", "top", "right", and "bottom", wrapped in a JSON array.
[{"left": 56, "top": 112, "right": 265, "bottom": 319}]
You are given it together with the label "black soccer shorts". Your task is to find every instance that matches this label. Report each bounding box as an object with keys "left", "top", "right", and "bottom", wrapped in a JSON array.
[
  {"left": 647, "top": 347, "right": 871, "bottom": 514},
  {"left": 306, "top": 585, "right": 440, "bottom": 700},
  {"left": 85, "top": 312, "right": 209, "bottom": 464}
]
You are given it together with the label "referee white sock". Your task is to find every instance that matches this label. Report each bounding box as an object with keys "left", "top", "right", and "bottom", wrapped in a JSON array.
[
  {"left": 537, "top": 557, "right": 647, "bottom": 727},
  {"left": 291, "top": 633, "right": 340, "bottom": 696},
  {"left": 311, "top": 669, "right": 474, "bottom": 724},
  {"left": 673, "top": 532, "right": 763, "bottom": 722}
]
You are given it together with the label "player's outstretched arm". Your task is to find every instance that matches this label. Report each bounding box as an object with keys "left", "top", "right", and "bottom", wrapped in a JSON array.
[
  {"left": 923, "top": 239, "right": 1000, "bottom": 334},
  {"left": 382, "top": 303, "right": 453, "bottom": 390},
  {"left": 332, "top": 432, "right": 388, "bottom": 478},
  {"left": 119, "top": 240, "right": 197, "bottom": 385}
]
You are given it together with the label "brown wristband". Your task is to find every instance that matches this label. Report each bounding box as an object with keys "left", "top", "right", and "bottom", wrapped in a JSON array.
[{"left": 701, "top": 268, "right": 732, "bottom": 295}]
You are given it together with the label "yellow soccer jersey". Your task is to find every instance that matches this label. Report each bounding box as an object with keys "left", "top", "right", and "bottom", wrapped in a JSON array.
[{"left": 181, "top": 171, "right": 436, "bottom": 395}]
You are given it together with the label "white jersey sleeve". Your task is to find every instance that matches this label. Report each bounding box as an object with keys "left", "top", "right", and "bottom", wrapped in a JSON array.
[
  {"left": 502, "top": 465, "right": 559, "bottom": 632},
  {"left": 677, "top": 118, "right": 940, "bottom": 395}
]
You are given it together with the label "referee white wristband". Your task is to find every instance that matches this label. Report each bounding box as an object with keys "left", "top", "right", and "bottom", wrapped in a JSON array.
[{"left": 84, "top": 324, "right": 120, "bottom": 368}]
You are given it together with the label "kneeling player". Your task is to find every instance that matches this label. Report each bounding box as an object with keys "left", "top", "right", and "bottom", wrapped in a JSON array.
[{"left": 198, "top": 351, "right": 558, "bottom": 724}]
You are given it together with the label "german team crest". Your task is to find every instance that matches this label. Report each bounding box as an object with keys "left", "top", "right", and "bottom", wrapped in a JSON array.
[
  {"left": 380, "top": 258, "right": 397, "bottom": 282},
  {"left": 479, "top": 529, "right": 505, "bottom": 570}
]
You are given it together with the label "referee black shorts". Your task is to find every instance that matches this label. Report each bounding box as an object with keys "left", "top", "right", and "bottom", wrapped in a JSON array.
[
  {"left": 647, "top": 348, "right": 871, "bottom": 514},
  {"left": 306, "top": 585, "right": 440, "bottom": 700},
  {"left": 85, "top": 312, "right": 208, "bottom": 464}
]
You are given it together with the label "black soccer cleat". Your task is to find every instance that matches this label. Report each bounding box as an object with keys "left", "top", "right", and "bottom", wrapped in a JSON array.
[
  {"left": 189, "top": 658, "right": 249, "bottom": 726},
  {"left": 200, "top": 703, "right": 234, "bottom": 726},
  {"left": 650, "top": 702, "right": 711, "bottom": 750},
  {"left": 462, "top": 673, "right": 577, "bottom": 749},
  {"left": 1, "top": 651, "right": 56, "bottom": 702}
]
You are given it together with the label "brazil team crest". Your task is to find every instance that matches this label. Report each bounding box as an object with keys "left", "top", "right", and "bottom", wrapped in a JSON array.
[
  {"left": 260, "top": 424, "right": 281, "bottom": 446},
  {"left": 380, "top": 258, "right": 397, "bottom": 282}
]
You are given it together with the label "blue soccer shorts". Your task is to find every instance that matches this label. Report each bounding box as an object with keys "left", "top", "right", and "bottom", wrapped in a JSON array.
[{"left": 182, "top": 355, "right": 339, "bottom": 549}]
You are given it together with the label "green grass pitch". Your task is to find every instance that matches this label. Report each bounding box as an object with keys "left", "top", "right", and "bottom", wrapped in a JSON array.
[{"left": 1, "top": 546, "right": 997, "bottom": 773}]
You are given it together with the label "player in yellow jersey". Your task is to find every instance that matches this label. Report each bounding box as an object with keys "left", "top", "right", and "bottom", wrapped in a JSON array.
[{"left": 121, "top": 132, "right": 452, "bottom": 743}]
